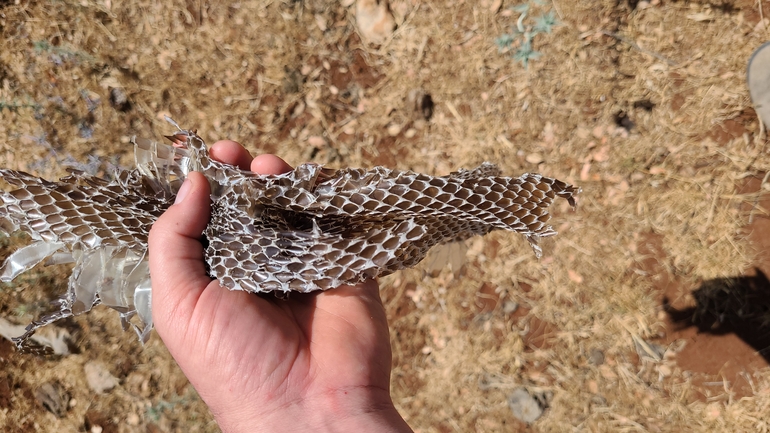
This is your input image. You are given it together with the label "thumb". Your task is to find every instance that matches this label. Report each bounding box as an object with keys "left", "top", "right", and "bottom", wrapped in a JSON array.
[{"left": 149, "top": 172, "right": 213, "bottom": 334}]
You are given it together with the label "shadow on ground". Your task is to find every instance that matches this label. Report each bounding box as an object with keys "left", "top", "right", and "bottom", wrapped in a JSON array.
[
  {"left": 637, "top": 227, "right": 770, "bottom": 399},
  {"left": 664, "top": 269, "right": 770, "bottom": 363}
]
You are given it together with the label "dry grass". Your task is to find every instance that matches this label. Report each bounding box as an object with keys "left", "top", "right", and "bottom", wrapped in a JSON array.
[{"left": 2, "top": 0, "right": 770, "bottom": 431}]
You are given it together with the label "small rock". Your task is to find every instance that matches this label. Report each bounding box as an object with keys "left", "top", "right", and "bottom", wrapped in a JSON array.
[
  {"left": 314, "top": 14, "right": 327, "bottom": 32},
  {"left": 588, "top": 348, "right": 605, "bottom": 366},
  {"left": 591, "top": 394, "right": 608, "bottom": 407},
  {"left": 84, "top": 361, "right": 119, "bottom": 394},
  {"left": 591, "top": 145, "right": 610, "bottom": 162},
  {"left": 526, "top": 153, "right": 544, "bottom": 164},
  {"left": 307, "top": 135, "right": 326, "bottom": 148},
  {"left": 508, "top": 388, "right": 545, "bottom": 423},
  {"left": 387, "top": 124, "right": 402, "bottom": 136},
  {"left": 503, "top": 300, "right": 519, "bottom": 314},
  {"left": 127, "top": 412, "right": 140, "bottom": 426},
  {"left": 587, "top": 380, "right": 599, "bottom": 394},
  {"left": 356, "top": 0, "right": 396, "bottom": 43},
  {"left": 599, "top": 364, "right": 618, "bottom": 380},
  {"left": 282, "top": 67, "right": 304, "bottom": 94},
  {"left": 35, "top": 382, "right": 69, "bottom": 418},
  {"left": 567, "top": 269, "right": 584, "bottom": 284},
  {"left": 704, "top": 402, "right": 722, "bottom": 421},
  {"left": 109, "top": 87, "right": 130, "bottom": 112}
]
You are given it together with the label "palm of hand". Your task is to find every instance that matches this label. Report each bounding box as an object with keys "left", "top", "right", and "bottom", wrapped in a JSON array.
[
  {"left": 181, "top": 278, "right": 392, "bottom": 416},
  {"left": 149, "top": 141, "right": 398, "bottom": 430}
]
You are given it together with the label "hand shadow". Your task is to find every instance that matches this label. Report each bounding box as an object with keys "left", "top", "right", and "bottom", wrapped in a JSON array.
[{"left": 664, "top": 268, "right": 770, "bottom": 362}]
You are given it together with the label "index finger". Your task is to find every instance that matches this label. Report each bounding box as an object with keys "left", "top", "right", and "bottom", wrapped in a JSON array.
[{"left": 210, "top": 140, "right": 253, "bottom": 170}]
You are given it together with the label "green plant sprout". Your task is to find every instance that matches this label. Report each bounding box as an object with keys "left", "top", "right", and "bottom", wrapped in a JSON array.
[
  {"left": 0, "top": 99, "right": 41, "bottom": 112},
  {"left": 495, "top": 2, "right": 558, "bottom": 68}
]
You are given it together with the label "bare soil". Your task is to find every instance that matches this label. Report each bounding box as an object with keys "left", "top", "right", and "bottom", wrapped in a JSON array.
[{"left": 3, "top": 0, "right": 770, "bottom": 431}]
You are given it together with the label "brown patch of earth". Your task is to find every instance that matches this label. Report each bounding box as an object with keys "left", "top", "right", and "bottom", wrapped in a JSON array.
[
  {"left": 84, "top": 410, "right": 119, "bottom": 433},
  {"left": 363, "top": 134, "right": 409, "bottom": 168},
  {"left": 0, "top": 372, "right": 11, "bottom": 410},
  {"left": 740, "top": 0, "right": 770, "bottom": 25},
  {"left": 637, "top": 174, "right": 770, "bottom": 400},
  {"left": 706, "top": 108, "right": 758, "bottom": 146},
  {"left": 507, "top": 282, "right": 558, "bottom": 352},
  {"left": 468, "top": 279, "right": 557, "bottom": 352}
]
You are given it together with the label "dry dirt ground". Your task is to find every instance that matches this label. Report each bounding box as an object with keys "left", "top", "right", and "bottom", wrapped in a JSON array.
[{"left": 2, "top": 0, "right": 770, "bottom": 431}]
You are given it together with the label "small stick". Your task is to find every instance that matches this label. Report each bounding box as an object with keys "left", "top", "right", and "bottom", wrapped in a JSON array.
[
  {"left": 600, "top": 30, "right": 678, "bottom": 67},
  {"left": 742, "top": 116, "right": 767, "bottom": 172},
  {"left": 748, "top": 170, "right": 770, "bottom": 224}
]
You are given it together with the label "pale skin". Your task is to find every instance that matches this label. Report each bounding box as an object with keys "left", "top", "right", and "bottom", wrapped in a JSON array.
[{"left": 148, "top": 140, "right": 413, "bottom": 433}]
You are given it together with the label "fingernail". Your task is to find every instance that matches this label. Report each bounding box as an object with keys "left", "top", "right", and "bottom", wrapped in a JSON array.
[{"left": 175, "top": 178, "right": 192, "bottom": 204}]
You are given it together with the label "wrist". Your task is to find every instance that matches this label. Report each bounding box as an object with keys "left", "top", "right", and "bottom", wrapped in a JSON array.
[{"left": 210, "top": 386, "right": 413, "bottom": 433}]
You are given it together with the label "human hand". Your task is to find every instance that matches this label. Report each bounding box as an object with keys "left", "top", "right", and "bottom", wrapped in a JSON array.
[{"left": 148, "top": 140, "right": 412, "bottom": 433}]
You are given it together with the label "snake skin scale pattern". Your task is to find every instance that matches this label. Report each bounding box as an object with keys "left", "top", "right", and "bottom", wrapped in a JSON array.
[{"left": 0, "top": 123, "right": 579, "bottom": 351}]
